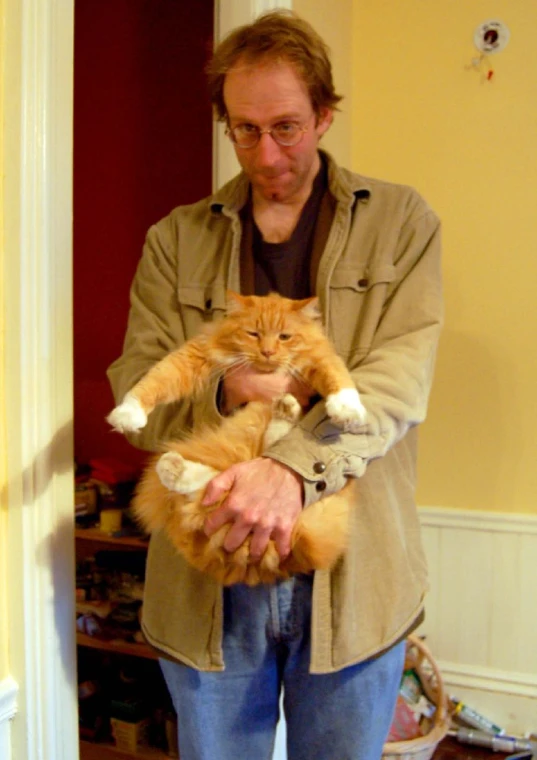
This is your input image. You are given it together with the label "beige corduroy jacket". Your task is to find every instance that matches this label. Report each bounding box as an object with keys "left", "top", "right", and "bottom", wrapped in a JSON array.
[{"left": 107, "top": 151, "right": 443, "bottom": 674}]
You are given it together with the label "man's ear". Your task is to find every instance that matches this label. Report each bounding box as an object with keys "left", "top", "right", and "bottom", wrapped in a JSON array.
[{"left": 315, "top": 107, "right": 333, "bottom": 138}]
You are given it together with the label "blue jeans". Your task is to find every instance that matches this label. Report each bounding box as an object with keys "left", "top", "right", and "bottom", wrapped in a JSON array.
[{"left": 160, "top": 574, "right": 405, "bottom": 760}]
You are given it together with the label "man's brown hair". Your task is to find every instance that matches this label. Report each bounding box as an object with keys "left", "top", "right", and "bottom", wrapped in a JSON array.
[{"left": 207, "top": 9, "right": 343, "bottom": 122}]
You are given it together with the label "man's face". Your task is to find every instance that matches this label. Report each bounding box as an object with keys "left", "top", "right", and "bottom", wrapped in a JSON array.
[{"left": 223, "top": 59, "right": 333, "bottom": 205}]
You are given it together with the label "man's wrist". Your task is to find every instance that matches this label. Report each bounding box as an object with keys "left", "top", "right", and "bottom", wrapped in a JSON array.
[{"left": 262, "top": 457, "right": 305, "bottom": 506}]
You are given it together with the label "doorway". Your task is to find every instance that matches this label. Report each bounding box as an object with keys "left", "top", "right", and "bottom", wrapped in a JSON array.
[
  {"left": 3, "top": 1, "right": 289, "bottom": 758},
  {"left": 73, "top": 0, "right": 214, "bottom": 468}
]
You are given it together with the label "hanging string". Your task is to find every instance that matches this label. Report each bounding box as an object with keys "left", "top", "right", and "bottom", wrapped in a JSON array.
[{"left": 466, "top": 53, "right": 494, "bottom": 83}]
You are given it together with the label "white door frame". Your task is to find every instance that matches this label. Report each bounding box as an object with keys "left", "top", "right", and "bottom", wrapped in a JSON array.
[
  {"left": 3, "top": 1, "right": 289, "bottom": 758},
  {"left": 4, "top": 0, "right": 77, "bottom": 757}
]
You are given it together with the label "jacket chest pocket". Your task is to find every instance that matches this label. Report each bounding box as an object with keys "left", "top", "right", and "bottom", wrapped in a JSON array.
[
  {"left": 327, "top": 264, "right": 396, "bottom": 364},
  {"left": 177, "top": 284, "right": 228, "bottom": 339}
]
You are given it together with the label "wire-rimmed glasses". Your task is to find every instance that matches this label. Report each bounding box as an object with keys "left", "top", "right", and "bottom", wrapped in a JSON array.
[{"left": 225, "top": 122, "right": 309, "bottom": 149}]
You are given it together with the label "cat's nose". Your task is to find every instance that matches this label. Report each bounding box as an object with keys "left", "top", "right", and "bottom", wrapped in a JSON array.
[{"left": 261, "top": 349, "right": 276, "bottom": 358}]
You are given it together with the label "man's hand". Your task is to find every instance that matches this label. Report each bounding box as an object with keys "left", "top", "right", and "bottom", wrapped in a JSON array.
[
  {"left": 207, "top": 365, "right": 310, "bottom": 559},
  {"left": 202, "top": 458, "right": 304, "bottom": 560},
  {"left": 222, "top": 365, "right": 315, "bottom": 414}
]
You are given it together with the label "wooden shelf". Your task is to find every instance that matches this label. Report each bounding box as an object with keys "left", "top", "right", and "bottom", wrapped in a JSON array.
[
  {"left": 80, "top": 739, "right": 171, "bottom": 759},
  {"left": 76, "top": 527, "right": 170, "bottom": 758},
  {"left": 75, "top": 528, "right": 155, "bottom": 660},
  {"left": 77, "top": 632, "right": 159, "bottom": 661},
  {"left": 75, "top": 527, "right": 149, "bottom": 551}
]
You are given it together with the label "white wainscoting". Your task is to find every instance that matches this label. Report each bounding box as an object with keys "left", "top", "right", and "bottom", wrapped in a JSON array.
[
  {"left": 0, "top": 676, "right": 18, "bottom": 760},
  {"left": 270, "top": 506, "right": 537, "bottom": 759},
  {"left": 418, "top": 506, "right": 537, "bottom": 735}
]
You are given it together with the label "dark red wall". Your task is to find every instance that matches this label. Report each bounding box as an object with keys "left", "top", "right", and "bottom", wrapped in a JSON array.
[{"left": 73, "top": 0, "right": 214, "bottom": 469}]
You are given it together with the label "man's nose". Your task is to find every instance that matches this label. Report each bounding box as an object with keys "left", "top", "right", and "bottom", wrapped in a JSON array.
[{"left": 255, "top": 131, "right": 282, "bottom": 166}]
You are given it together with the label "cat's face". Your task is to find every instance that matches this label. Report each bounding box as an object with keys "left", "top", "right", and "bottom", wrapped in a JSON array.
[
  {"left": 216, "top": 292, "right": 320, "bottom": 372},
  {"left": 234, "top": 312, "right": 303, "bottom": 371}
]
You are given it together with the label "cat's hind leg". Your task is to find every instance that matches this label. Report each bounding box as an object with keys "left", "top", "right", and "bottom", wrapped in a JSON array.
[
  {"left": 263, "top": 393, "right": 303, "bottom": 449},
  {"left": 272, "top": 393, "right": 302, "bottom": 422},
  {"left": 156, "top": 452, "right": 218, "bottom": 496}
]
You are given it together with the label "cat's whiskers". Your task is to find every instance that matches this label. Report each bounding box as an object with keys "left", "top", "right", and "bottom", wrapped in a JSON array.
[
  {"left": 210, "top": 356, "right": 251, "bottom": 383},
  {"left": 283, "top": 362, "right": 305, "bottom": 383},
  {"left": 223, "top": 356, "right": 252, "bottom": 373},
  {"left": 220, "top": 354, "right": 306, "bottom": 382}
]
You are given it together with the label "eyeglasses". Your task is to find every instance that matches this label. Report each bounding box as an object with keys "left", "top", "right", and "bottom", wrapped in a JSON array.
[{"left": 225, "top": 122, "right": 309, "bottom": 149}]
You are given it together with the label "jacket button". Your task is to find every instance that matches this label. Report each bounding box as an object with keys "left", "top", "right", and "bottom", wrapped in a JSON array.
[
  {"left": 205, "top": 299, "right": 212, "bottom": 310},
  {"left": 357, "top": 278, "right": 369, "bottom": 288},
  {"left": 313, "top": 461, "right": 326, "bottom": 474},
  {"left": 315, "top": 481, "right": 327, "bottom": 492}
]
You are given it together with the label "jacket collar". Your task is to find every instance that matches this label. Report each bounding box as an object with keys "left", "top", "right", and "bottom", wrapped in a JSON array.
[{"left": 209, "top": 150, "right": 372, "bottom": 215}]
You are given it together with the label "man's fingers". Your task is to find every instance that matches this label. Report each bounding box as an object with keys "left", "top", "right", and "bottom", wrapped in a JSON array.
[
  {"left": 271, "top": 523, "right": 292, "bottom": 560},
  {"left": 204, "top": 505, "right": 233, "bottom": 536},
  {"left": 201, "top": 470, "right": 233, "bottom": 507},
  {"left": 247, "top": 526, "right": 273, "bottom": 561},
  {"left": 223, "top": 522, "right": 259, "bottom": 555},
  {"left": 206, "top": 503, "right": 292, "bottom": 559}
]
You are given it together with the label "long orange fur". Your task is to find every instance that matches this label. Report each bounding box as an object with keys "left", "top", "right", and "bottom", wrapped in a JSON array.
[
  {"left": 112, "top": 292, "right": 358, "bottom": 585},
  {"left": 133, "top": 401, "right": 354, "bottom": 585}
]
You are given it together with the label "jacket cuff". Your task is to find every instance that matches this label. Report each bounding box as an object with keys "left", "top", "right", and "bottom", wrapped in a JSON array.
[{"left": 264, "top": 411, "right": 368, "bottom": 508}]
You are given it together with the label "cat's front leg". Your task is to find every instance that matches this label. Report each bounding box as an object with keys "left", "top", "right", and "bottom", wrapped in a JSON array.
[
  {"left": 325, "top": 388, "right": 367, "bottom": 433},
  {"left": 106, "top": 393, "right": 149, "bottom": 433},
  {"left": 107, "top": 339, "right": 215, "bottom": 435},
  {"left": 156, "top": 452, "right": 219, "bottom": 497}
]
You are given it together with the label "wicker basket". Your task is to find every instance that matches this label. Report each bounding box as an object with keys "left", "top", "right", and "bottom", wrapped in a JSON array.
[{"left": 382, "top": 635, "right": 450, "bottom": 760}]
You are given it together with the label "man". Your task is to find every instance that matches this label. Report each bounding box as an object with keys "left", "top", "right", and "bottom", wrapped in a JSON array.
[{"left": 108, "top": 10, "right": 442, "bottom": 760}]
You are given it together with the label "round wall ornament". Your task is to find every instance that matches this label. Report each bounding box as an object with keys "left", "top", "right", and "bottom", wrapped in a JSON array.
[{"left": 474, "top": 19, "right": 510, "bottom": 54}]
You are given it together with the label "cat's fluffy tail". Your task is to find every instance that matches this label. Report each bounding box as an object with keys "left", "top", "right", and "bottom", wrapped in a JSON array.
[{"left": 286, "top": 481, "right": 353, "bottom": 573}]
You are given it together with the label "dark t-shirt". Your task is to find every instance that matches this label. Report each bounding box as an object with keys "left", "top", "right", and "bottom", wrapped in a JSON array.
[{"left": 252, "top": 159, "right": 328, "bottom": 299}]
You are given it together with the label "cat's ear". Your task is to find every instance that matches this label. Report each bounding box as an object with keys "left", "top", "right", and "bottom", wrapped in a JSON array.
[
  {"left": 293, "top": 296, "right": 322, "bottom": 321},
  {"left": 225, "top": 290, "right": 250, "bottom": 314}
]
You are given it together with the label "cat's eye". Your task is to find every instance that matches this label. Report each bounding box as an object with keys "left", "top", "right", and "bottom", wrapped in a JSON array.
[
  {"left": 246, "top": 330, "right": 259, "bottom": 338},
  {"left": 279, "top": 333, "right": 291, "bottom": 341}
]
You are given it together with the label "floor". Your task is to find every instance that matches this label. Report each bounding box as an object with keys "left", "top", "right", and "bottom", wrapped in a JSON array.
[
  {"left": 434, "top": 736, "right": 514, "bottom": 759},
  {"left": 79, "top": 735, "right": 527, "bottom": 759}
]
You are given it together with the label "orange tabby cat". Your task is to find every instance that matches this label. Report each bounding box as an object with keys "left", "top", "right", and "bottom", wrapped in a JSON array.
[{"left": 107, "top": 291, "right": 365, "bottom": 585}]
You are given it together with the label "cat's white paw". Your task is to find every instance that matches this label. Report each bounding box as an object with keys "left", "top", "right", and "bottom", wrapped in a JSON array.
[
  {"left": 106, "top": 395, "right": 147, "bottom": 433},
  {"left": 325, "top": 388, "right": 367, "bottom": 433},
  {"left": 157, "top": 452, "right": 218, "bottom": 495},
  {"left": 263, "top": 394, "right": 303, "bottom": 449},
  {"left": 156, "top": 452, "right": 186, "bottom": 492},
  {"left": 272, "top": 393, "right": 302, "bottom": 423}
]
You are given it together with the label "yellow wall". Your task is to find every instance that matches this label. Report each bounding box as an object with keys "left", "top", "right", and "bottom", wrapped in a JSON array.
[
  {"left": 298, "top": 2, "right": 536, "bottom": 513},
  {"left": 350, "top": 1, "right": 537, "bottom": 513},
  {"left": 0, "top": 0, "right": 9, "bottom": 678}
]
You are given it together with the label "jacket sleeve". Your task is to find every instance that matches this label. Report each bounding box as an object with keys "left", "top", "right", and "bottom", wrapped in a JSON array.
[
  {"left": 264, "top": 202, "right": 443, "bottom": 507},
  {"left": 107, "top": 218, "right": 195, "bottom": 451}
]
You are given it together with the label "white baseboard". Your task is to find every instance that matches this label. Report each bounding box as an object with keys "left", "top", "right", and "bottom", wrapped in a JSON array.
[
  {"left": 418, "top": 506, "right": 537, "bottom": 735},
  {"left": 0, "top": 677, "right": 18, "bottom": 760},
  {"left": 439, "top": 660, "right": 537, "bottom": 698}
]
